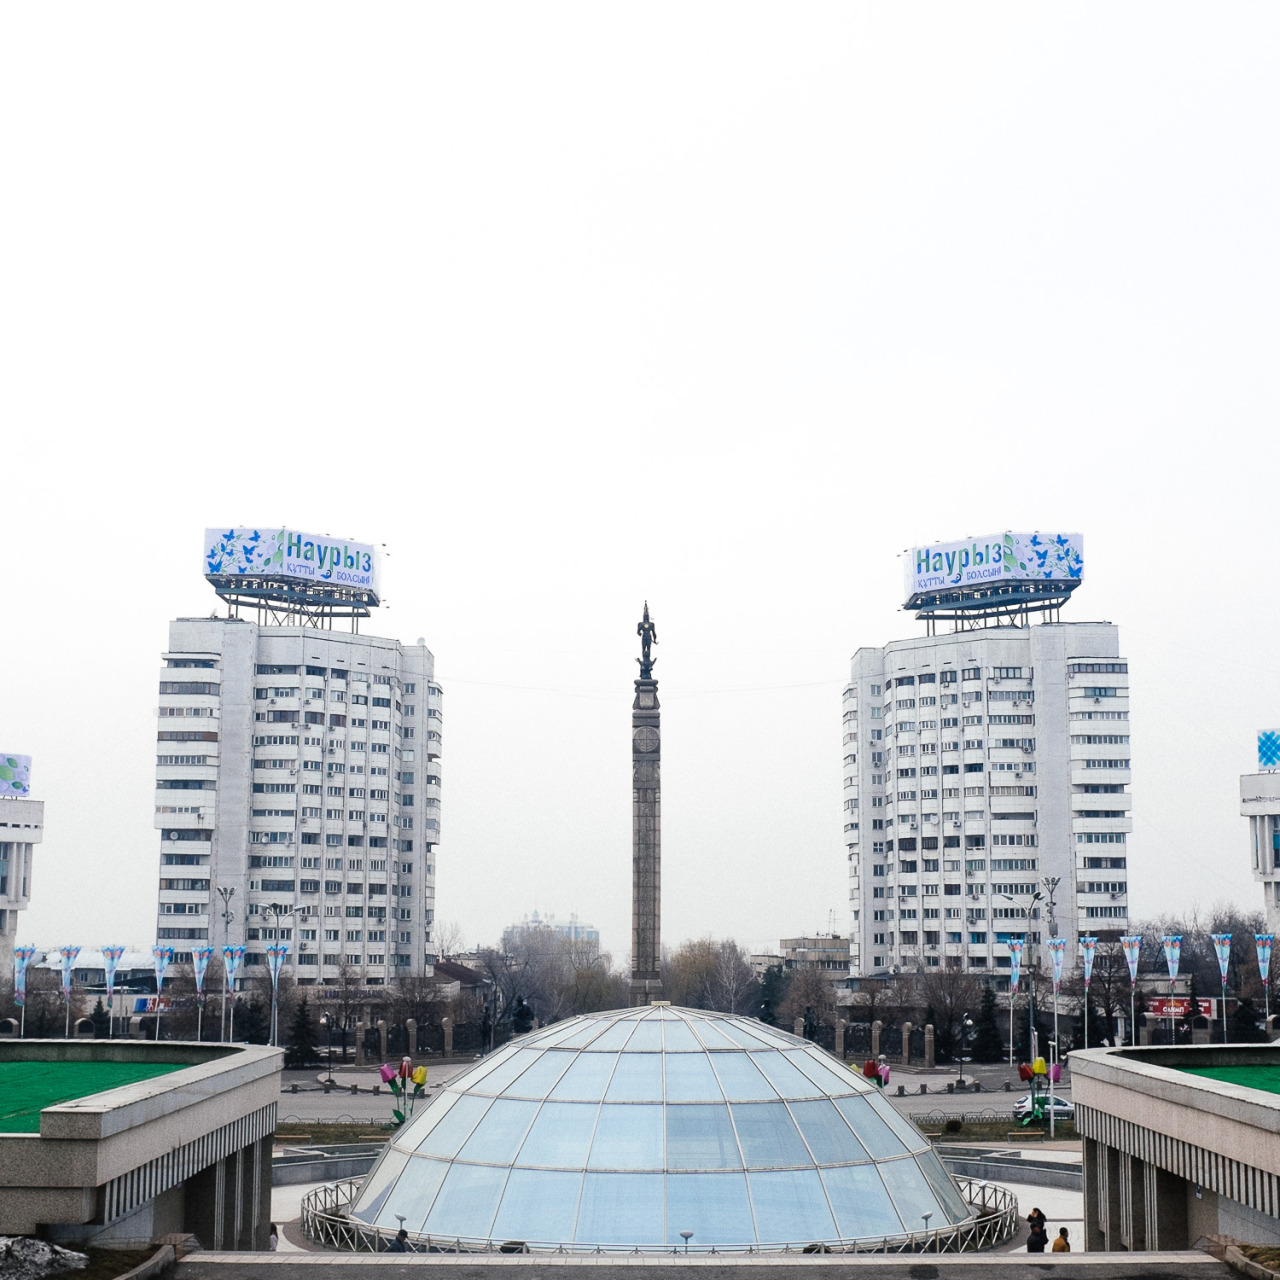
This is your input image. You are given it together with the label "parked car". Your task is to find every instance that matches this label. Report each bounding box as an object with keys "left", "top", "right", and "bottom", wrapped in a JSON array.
[{"left": 1013, "top": 1093, "right": 1074, "bottom": 1121}]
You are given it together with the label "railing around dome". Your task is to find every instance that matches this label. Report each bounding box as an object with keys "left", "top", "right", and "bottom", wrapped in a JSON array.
[{"left": 301, "top": 1176, "right": 1018, "bottom": 1255}]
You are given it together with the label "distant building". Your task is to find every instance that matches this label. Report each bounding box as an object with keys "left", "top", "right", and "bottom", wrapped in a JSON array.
[
  {"left": 0, "top": 779, "right": 43, "bottom": 991},
  {"left": 431, "top": 958, "right": 492, "bottom": 1005},
  {"left": 502, "top": 910, "right": 599, "bottom": 952},
  {"left": 749, "top": 953, "right": 784, "bottom": 978},
  {"left": 1240, "top": 747, "right": 1280, "bottom": 933},
  {"left": 779, "top": 935, "right": 850, "bottom": 974}
]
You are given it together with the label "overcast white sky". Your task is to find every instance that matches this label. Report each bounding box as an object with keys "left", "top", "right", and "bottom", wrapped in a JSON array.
[{"left": 4, "top": 5, "right": 1279, "bottom": 961}]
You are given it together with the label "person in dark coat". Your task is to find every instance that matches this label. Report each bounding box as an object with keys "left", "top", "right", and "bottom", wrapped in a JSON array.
[
  {"left": 1026, "top": 1224, "right": 1049, "bottom": 1253},
  {"left": 1026, "top": 1207, "right": 1047, "bottom": 1234}
]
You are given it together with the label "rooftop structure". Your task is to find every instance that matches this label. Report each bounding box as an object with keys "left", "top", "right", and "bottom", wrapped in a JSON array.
[
  {"left": 320, "top": 1005, "right": 1009, "bottom": 1253},
  {"left": 1073, "top": 1043, "right": 1280, "bottom": 1250},
  {"left": 0, "top": 1039, "right": 281, "bottom": 1247},
  {"left": 905, "top": 531, "right": 1084, "bottom": 632},
  {"left": 203, "top": 526, "right": 380, "bottom": 628}
]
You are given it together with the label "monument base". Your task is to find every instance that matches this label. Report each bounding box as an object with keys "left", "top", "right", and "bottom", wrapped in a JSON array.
[{"left": 629, "top": 977, "right": 664, "bottom": 1008}]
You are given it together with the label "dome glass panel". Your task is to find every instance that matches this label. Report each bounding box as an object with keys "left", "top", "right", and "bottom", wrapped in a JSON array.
[{"left": 347, "top": 1005, "right": 976, "bottom": 1251}]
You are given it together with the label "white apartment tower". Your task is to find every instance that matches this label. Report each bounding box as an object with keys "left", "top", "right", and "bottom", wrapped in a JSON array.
[
  {"left": 841, "top": 533, "right": 1131, "bottom": 979},
  {"left": 155, "top": 528, "right": 442, "bottom": 988}
]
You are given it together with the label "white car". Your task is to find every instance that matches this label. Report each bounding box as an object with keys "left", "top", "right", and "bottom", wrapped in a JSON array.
[{"left": 1013, "top": 1093, "right": 1074, "bottom": 1121}]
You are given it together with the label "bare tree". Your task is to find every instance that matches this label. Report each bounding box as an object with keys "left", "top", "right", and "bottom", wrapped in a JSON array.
[
  {"left": 914, "top": 966, "right": 981, "bottom": 1061},
  {"left": 433, "top": 919, "right": 465, "bottom": 961},
  {"left": 661, "top": 938, "right": 758, "bottom": 1013},
  {"left": 777, "top": 967, "right": 839, "bottom": 1030},
  {"left": 389, "top": 971, "right": 449, "bottom": 1029},
  {"left": 3, "top": 966, "right": 84, "bottom": 1036},
  {"left": 709, "top": 941, "right": 756, "bottom": 1015}
]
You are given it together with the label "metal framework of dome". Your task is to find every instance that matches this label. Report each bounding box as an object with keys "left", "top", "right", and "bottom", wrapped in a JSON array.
[{"left": 340, "top": 1005, "right": 982, "bottom": 1252}]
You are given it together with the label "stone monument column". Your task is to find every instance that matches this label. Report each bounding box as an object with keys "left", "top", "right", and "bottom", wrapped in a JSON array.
[{"left": 630, "top": 603, "right": 664, "bottom": 1007}]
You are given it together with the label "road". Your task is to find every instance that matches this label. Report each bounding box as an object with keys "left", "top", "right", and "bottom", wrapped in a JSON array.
[{"left": 276, "top": 1059, "right": 1070, "bottom": 1126}]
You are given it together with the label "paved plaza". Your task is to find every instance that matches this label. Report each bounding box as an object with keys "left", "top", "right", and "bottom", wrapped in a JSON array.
[{"left": 276, "top": 1057, "right": 1071, "bottom": 1126}]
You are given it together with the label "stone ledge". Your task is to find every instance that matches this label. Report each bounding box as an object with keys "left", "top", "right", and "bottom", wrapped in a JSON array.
[{"left": 175, "top": 1250, "right": 1230, "bottom": 1277}]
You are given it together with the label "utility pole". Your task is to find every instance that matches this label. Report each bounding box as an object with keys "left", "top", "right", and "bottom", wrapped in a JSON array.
[
  {"left": 262, "top": 903, "right": 296, "bottom": 1046},
  {"left": 1041, "top": 875, "right": 1061, "bottom": 1139},
  {"left": 217, "top": 887, "right": 236, "bottom": 1042}
]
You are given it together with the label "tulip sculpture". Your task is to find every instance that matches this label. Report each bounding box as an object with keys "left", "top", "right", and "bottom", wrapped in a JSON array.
[
  {"left": 1016, "top": 1057, "right": 1050, "bottom": 1125},
  {"left": 381, "top": 1057, "right": 428, "bottom": 1126}
]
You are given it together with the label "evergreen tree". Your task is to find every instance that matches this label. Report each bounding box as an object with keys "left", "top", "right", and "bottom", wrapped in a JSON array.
[
  {"left": 1228, "top": 996, "right": 1268, "bottom": 1043},
  {"left": 758, "top": 966, "right": 787, "bottom": 1025},
  {"left": 1083, "top": 995, "right": 1110, "bottom": 1047},
  {"left": 90, "top": 997, "right": 110, "bottom": 1038},
  {"left": 234, "top": 999, "right": 270, "bottom": 1045},
  {"left": 970, "top": 985, "right": 1004, "bottom": 1062},
  {"left": 1181, "top": 974, "right": 1203, "bottom": 1044},
  {"left": 286, "top": 997, "right": 320, "bottom": 1067}
]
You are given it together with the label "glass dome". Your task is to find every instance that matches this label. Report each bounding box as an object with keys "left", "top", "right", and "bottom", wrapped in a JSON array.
[{"left": 346, "top": 1005, "right": 974, "bottom": 1251}]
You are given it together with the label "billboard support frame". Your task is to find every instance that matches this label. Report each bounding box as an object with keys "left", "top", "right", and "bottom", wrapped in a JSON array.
[{"left": 210, "top": 577, "right": 375, "bottom": 630}]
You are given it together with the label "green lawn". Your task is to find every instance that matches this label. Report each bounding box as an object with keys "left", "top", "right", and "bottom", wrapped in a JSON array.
[
  {"left": 0, "top": 1061, "right": 190, "bottom": 1132},
  {"left": 1178, "top": 1064, "right": 1280, "bottom": 1096}
]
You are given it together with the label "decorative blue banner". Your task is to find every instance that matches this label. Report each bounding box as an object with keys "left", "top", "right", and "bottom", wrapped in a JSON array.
[
  {"left": 102, "top": 945, "right": 125, "bottom": 1004},
  {"left": 266, "top": 943, "right": 289, "bottom": 987},
  {"left": 192, "top": 946, "right": 214, "bottom": 995},
  {"left": 1080, "top": 937, "right": 1099, "bottom": 988},
  {"left": 1008, "top": 939, "right": 1024, "bottom": 993},
  {"left": 58, "top": 945, "right": 81, "bottom": 1001},
  {"left": 1211, "top": 933, "right": 1232, "bottom": 982},
  {"left": 152, "top": 945, "right": 174, "bottom": 994},
  {"left": 13, "top": 945, "right": 36, "bottom": 1007},
  {"left": 1120, "top": 935, "right": 1142, "bottom": 984},
  {"left": 1258, "top": 934, "right": 1274, "bottom": 988},
  {"left": 1047, "top": 937, "right": 1066, "bottom": 992}
]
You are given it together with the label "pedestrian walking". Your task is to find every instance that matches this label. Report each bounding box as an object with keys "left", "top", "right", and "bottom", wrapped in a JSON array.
[
  {"left": 1052, "top": 1227, "right": 1071, "bottom": 1253},
  {"left": 1026, "top": 1224, "right": 1048, "bottom": 1253}
]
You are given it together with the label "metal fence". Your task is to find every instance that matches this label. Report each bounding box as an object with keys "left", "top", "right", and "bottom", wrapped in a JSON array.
[
  {"left": 301, "top": 1176, "right": 1018, "bottom": 1255},
  {"left": 907, "top": 1108, "right": 1020, "bottom": 1126}
]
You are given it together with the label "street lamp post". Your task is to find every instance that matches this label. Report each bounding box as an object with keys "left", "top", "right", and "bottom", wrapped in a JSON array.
[
  {"left": 217, "top": 887, "right": 236, "bottom": 1042},
  {"left": 1047, "top": 1038, "right": 1058, "bottom": 1139},
  {"left": 262, "top": 903, "right": 296, "bottom": 1047},
  {"left": 1000, "top": 889, "right": 1044, "bottom": 1057},
  {"left": 1041, "top": 876, "right": 1061, "bottom": 1081},
  {"left": 320, "top": 1014, "right": 333, "bottom": 1085},
  {"left": 957, "top": 1014, "right": 973, "bottom": 1089}
]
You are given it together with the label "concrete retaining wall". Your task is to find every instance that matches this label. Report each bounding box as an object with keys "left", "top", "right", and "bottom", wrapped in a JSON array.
[{"left": 174, "top": 1252, "right": 1229, "bottom": 1278}]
